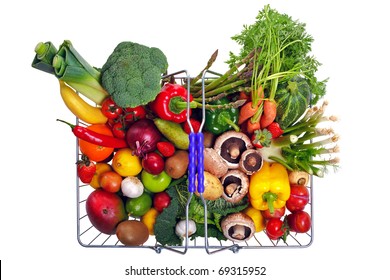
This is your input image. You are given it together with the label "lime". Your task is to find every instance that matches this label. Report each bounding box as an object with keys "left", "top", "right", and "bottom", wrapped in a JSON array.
[{"left": 125, "top": 192, "right": 152, "bottom": 217}]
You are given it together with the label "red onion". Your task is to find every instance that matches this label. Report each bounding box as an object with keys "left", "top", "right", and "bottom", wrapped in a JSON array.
[{"left": 126, "top": 119, "right": 161, "bottom": 157}]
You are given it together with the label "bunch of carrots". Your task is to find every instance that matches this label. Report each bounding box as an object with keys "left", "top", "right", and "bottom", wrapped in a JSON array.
[{"left": 237, "top": 86, "right": 276, "bottom": 134}]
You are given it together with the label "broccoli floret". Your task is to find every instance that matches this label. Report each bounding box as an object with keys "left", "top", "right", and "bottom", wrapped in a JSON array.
[{"left": 101, "top": 41, "right": 168, "bottom": 108}]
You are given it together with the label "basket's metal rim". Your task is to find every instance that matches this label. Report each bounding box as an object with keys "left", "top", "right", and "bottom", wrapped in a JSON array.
[{"left": 75, "top": 71, "right": 315, "bottom": 254}]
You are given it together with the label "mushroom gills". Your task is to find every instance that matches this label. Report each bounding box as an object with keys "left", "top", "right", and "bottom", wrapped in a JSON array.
[
  {"left": 221, "top": 212, "right": 255, "bottom": 242},
  {"left": 221, "top": 170, "right": 249, "bottom": 203},
  {"left": 223, "top": 177, "right": 242, "bottom": 198},
  {"left": 220, "top": 137, "right": 247, "bottom": 164},
  {"left": 228, "top": 224, "right": 252, "bottom": 240},
  {"left": 239, "top": 149, "right": 263, "bottom": 175}
]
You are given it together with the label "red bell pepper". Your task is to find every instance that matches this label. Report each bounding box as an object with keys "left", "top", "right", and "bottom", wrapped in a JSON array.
[{"left": 150, "top": 83, "right": 194, "bottom": 123}]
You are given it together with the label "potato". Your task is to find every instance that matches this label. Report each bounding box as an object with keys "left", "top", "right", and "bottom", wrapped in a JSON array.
[{"left": 195, "top": 171, "right": 223, "bottom": 200}]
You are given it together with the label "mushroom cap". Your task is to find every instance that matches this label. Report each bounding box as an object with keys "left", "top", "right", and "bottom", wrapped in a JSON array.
[
  {"left": 214, "top": 131, "right": 253, "bottom": 169},
  {"left": 221, "top": 212, "right": 255, "bottom": 242},
  {"left": 239, "top": 149, "right": 263, "bottom": 175},
  {"left": 221, "top": 169, "right": 249, "bottom": 203},
  {"left": 204, "top": 148, "right": 229, "bottom": 178}
]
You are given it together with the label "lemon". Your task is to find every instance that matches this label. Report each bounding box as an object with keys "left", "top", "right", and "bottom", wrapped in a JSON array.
[
  {"left": 141, "top": 208, "right": 159, "bottom": 235},
  {"left": 126, "top": 193, "right": 152, "bottom": 217},
  {"left": 112, "top": 148, "right": 142, "bottom": 177}
]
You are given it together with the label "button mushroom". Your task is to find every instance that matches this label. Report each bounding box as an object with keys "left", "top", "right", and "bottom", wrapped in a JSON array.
[
  {"left": 221, "top": 212, "right": 255, "bottom": 242},
  {"left": 204, "top": 148, "right": 229, "bottom": 178},
  {"left": 214, "top": 131, "right": 253, "bottom": 169},
  {"left": 239, "top": 149, "right": 263, "bottom": 175},
  {"left": 221, "top": 170, "right": 249, "bottom": 203}
]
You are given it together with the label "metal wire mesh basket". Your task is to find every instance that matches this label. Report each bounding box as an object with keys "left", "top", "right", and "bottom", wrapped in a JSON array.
[{"left": 76, "top": 70, "right": 314, "bottom": 254}]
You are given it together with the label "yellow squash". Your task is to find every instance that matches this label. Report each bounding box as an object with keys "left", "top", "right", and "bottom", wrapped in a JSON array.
[{"left": 59, "top": 81, "right": 108, "bottom": 124}]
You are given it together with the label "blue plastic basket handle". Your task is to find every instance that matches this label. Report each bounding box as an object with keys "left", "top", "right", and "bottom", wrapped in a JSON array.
[
  {"left": 196, "top": 133, "right": 204, "bottom": 193},
  {"left": 188, "top": 132, "right": 197, "bottom": 193},
  {"left": 186, "top": 69, "right": 206, "bottom": 194}
]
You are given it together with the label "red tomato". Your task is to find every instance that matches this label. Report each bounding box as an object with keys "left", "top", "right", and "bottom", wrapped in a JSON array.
[
  {"left": 101, "top": 97, "right": 123, "bottom": 119},
  {"left": 287, "top": 210, "right": 311, "bottom": 233},
  {"left": 265, "top": 218, "right": 286, "bottom": 240},
  {"left": 112, "top": 122, "right": 127, "bottom": 139},
  {"left": 142, "top": 152, "right": 165, "bottom": 175},
  {"left": 124, "top": 106, "right": 146, "bottom": 123},
  {"left": 261, "top": 206, "right": 286, "bottom": 220},
  {"left": 153, "top": 191, "right": 171, "bottom": 212},
  {"left": 286, "top": 184, "right": 310, "bottom": 213}
]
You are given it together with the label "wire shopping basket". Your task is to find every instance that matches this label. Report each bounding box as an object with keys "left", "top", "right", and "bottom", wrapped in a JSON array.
[{"left": 76, "top": 70, "right": 314, "bottom": 254}]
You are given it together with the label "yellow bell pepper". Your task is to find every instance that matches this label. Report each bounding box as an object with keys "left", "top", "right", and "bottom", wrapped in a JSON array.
[{"left": 249, "top": 161, "right": 290, "bottom": 213}]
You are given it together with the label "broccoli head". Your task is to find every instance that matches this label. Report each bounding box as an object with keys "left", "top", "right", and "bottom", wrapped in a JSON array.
[{"left": 101, "top": 41, "right": 168, "bottom": 108}]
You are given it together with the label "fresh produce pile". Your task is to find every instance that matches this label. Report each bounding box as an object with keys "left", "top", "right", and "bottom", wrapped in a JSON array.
[{"left": 32, "top": 5, "right": 339, "bottom": 247}]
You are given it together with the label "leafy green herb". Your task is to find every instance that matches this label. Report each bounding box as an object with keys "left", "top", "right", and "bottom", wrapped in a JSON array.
[
  {"left": 206, "top": 197, "right": 249, "bottom": 216},
  {"left": 191, "top": 223, "right": 227, "bottom": 241},
  {"left": 227, "top": 4, "right": 327, "bottom": 105}
]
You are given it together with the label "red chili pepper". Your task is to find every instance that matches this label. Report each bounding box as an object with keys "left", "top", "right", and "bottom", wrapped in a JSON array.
[
  {"left": 57, "top": 119, "right": 128, "bottom": 148},
  {"left": 150, "top": 83, "right": 194, "bottom": 123}
]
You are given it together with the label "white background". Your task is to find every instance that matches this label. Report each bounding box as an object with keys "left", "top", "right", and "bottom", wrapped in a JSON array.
[{"left": 1, "top": 0, "right": 389, "bottom": 279}]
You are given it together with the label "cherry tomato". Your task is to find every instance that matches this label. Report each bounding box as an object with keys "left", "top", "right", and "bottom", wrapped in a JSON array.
[
  {"left": 142, "top": 152, "right": 165, "bottom": 175},
  {"left": 153, "top": 191, "right": 171, "bottom": 212},
  {"left": 287, "top": 210, "right": 311, "bottom": 233},
  {"left": 124, "top": 106, "right": 146, "bottom": 123},
  {"left": 265, "top": 218, "right": 286, "bottom": 240},
  {"left": 286, "top": 184, "right": 310, "bottom": 213},
  {"left": 101, "top": 97, "right": 123, "bottom": 119},
  {"left": 261, "top": 206, "right": 286, "bottom": 220},
  {"left": 112, "top": 122, "right": 127, "bottom": 139}
]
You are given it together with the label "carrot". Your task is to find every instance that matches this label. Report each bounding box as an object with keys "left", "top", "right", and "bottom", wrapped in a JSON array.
[
  {"left": 238, "top": 91, "right": 250, "bottom": 101},
  {"left": 238, "top": 101, "right": 258, "bottom": 125},
  {"left": 260, "top": 100, "right": 277, "bottom": 129},
  {"left": 238, "top": 86, "right": 264, "bottom": 125},
  {"left": 246, "top": 119, "right": 261, "bottom": 134}
]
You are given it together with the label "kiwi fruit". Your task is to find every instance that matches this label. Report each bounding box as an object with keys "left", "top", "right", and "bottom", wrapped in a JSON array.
[
  {"left": 164, "top": 150, "right": 189, "bottom": 179},
  {"left": 116, "top": 220, "right": 149, "bottom": 246}
]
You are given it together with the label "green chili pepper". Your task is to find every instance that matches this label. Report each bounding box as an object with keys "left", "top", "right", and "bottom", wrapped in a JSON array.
[{"left": 204, "top": 97, "right": 240, "bottom": 135}]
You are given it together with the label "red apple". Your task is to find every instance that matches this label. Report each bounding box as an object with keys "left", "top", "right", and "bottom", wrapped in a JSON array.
[{"left": 86, "top": 189, "right": 127, "bottom": 235}]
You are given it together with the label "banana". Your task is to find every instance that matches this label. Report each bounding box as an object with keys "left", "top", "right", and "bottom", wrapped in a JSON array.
[{"left": 59, "top": 81, "right": 108, "bottom": 124}]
